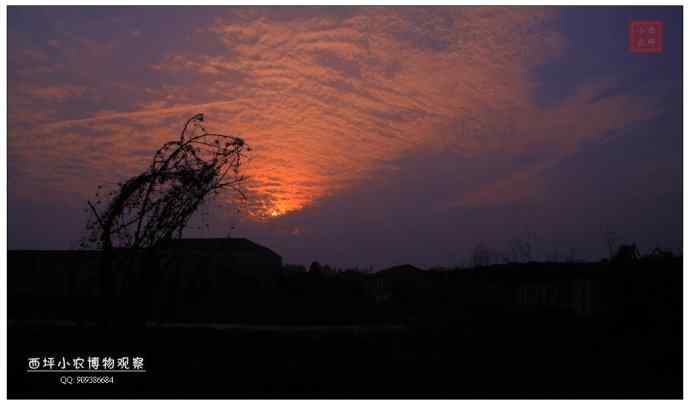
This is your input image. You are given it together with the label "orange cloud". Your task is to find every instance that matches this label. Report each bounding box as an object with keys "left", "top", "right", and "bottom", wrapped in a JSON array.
[
  {"left": 8, "top": 7, "right": 665, "bottom": 221},
  {"left": 26, "top": 84, "right": 86, "bottom": 101}
]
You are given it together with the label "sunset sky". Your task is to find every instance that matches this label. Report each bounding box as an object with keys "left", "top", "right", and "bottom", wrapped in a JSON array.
[{"left": 8, "top": 6, "right": 682, "bottom": 268}]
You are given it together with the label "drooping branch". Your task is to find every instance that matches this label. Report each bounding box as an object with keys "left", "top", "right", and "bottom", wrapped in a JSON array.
[{"left": 81, "top": 113, "right": 250, "bottom": 252}]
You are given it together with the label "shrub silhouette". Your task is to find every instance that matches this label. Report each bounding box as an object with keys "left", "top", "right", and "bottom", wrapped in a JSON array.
[
  {"left": 80, "top": 113, "right": 249, "bottom": 324},
  {"left": 82, "top": 113, "right": 249, "bottom": 251}
]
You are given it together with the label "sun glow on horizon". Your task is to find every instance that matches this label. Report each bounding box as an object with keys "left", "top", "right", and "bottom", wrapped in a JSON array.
[{"left": 245, "top": 198, "right": 304, "bottom": 221}]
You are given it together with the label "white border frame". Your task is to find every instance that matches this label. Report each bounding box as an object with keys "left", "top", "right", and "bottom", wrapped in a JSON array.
[{"left": 0, "top": 1, "right": 686, "bottom": 404}]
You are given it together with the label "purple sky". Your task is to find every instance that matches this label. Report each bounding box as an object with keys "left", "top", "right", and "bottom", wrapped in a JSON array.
[{"left": 8, "top": 6, "right": 682, "bottom": 268}]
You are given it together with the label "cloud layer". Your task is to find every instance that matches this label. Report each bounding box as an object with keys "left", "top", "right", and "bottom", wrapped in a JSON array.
[{"left": 8, "top": 6, "right": 680, "bottom": 264}]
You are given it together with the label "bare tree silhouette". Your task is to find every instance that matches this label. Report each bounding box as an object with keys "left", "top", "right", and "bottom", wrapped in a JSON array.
[
  {"left": 472, "top": 242, "right": 491, "bottom": 267},
  {"left": 80, "top": 113, "right": 249, "bottom": 324},
  {"left": 82, "top": 113, "right": 249, "bottom": 252},
  {"left": 604, "top": 230, "right": 619, "bottom": 261}
]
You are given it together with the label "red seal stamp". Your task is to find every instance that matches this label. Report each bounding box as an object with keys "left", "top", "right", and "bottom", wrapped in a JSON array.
[{"left": 629, "top": 20, "right": 663, "bottom": 53}]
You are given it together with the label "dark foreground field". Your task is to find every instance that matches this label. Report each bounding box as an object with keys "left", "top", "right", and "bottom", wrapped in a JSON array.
[
  {"left": 9, "top": 313, "right": 681, "bottom": 398},
  {"left": 8, "top": 256, "right": 682, "bottom": 398}
]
